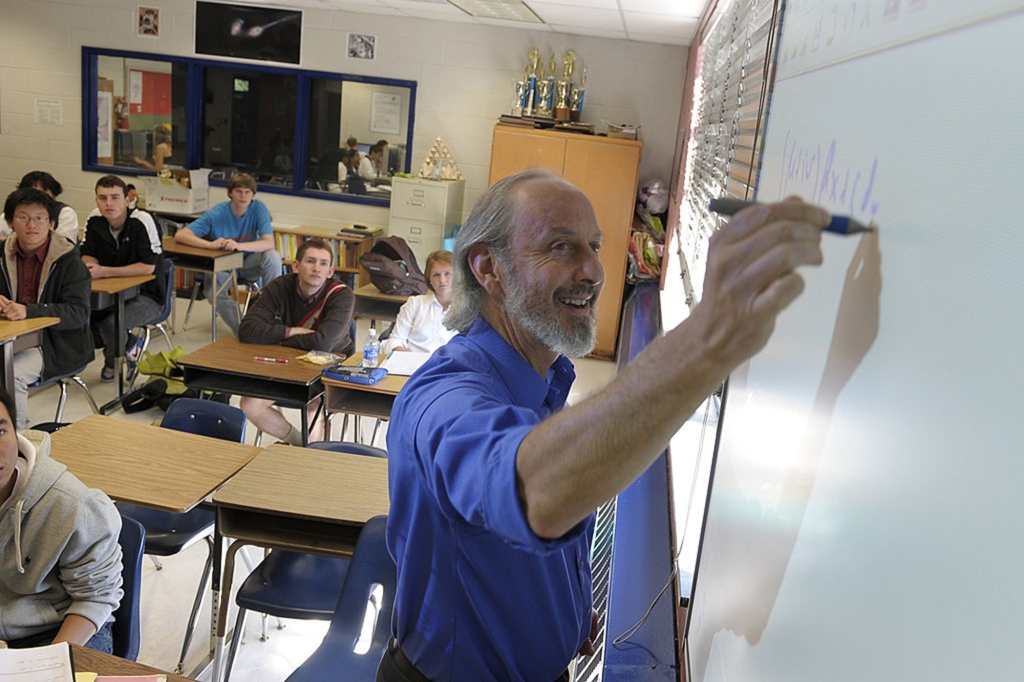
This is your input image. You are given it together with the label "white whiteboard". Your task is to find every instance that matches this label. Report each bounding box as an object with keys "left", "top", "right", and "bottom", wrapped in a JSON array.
[{"left": 685, "top": 3, "right": 1024, "bottom": 681}]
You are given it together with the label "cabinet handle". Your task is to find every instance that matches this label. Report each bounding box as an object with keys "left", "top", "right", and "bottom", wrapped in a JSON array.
[
  {"left": 408, "top": 200, "right": 425, "bottom": 208},
  {"left": 410, "top": 226, "right": 422, "bottom": 234},
  {"left": 408, "top": 238, "right": 422, "bottom": 245}
]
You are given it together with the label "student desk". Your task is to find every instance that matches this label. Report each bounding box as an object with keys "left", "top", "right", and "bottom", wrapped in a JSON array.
[
  {"left": 72, "top": 644, "right": 193, "bottom": 682},
  {"left": 161, "top": 236, "right": 244, "bottom": 342},
  {"left": 210, "top": 443, "right": 390, "bottom": 682},
  {"left": 0, "top": 317, "right": 59, "bottom": 396},
  {"left": 48, "top": 413, "right": 260, "bottom": 514},
  {"left": 177, "top": 337, "right": 326, "bottom": 445},
  {"left": 353, "top": 283, "right": 408, "bottom": 324},
  {"left": 323, "top": 354, "right": 409, "bottom": 444},
  {"left": 51, "top": 414, "right": 261, "bottom": 678},
  {"left": 91, "top": 274, "right": 155, "bottom": 414}
]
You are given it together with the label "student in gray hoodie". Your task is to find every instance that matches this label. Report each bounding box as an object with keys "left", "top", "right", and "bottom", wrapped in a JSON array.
[{"left": 0, "top": 388, "right": 123, "bottom": 651}]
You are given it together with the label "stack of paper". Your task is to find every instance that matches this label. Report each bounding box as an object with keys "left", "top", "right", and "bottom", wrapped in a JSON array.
[{"left": 381, "top": 351, "right": 432, "bottom": 376}]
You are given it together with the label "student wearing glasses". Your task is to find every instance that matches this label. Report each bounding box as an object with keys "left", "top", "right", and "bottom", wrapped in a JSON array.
[
  {"left": 0, "top": 171, "right": 79, "bottom": 245},
  {"left": 0, "top": 189, "right": 94, "bottom": 428}
]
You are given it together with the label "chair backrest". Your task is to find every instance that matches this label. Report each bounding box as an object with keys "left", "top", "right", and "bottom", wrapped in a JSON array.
[
  {"left": 306, "top": 440, "right": 387, "bottom": 458},
  {"left": 160, "top": 397, "right": 247, "bottom": 442},
  {"left": 112, "top": 514, "right": 146, "bottom": 661},
  {"left": 150, "top": 257, "right": 175, "bottom": 325},
  {"left": 285, "top": 515, "right": 395, "bottom": 682}
]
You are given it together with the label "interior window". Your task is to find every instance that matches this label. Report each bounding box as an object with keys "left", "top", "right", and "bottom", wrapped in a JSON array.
[{"left": 83, "top": 47, "right": 416, "bottom": 208}]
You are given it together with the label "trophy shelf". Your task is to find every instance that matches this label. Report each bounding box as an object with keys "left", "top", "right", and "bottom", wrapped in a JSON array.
[{"left": 488, "top": 124, "right": 643, "bottom": 359}]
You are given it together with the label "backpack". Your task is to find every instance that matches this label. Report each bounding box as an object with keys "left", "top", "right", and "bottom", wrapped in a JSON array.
[{"left": 360, "top": 236, "right": 428, "bottom": 296}]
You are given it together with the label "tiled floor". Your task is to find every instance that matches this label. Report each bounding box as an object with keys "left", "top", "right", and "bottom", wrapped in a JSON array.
[{"left": 28, "top": 297, "right": 617, "bottom": 681}]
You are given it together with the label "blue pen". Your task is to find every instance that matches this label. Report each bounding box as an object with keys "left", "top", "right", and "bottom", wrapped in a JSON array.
[{"left": 708, "top": 198, "right": 872, "bottom": 235}]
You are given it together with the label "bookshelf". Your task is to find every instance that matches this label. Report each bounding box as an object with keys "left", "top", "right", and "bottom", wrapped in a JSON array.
[{"left": 272, "top": 225, "right": 379, "bottom": 288}]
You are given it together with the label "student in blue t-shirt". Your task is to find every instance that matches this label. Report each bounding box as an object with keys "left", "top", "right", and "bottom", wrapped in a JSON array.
[{"left": 173, "top": 172, "right": 282, "bottom": 336}]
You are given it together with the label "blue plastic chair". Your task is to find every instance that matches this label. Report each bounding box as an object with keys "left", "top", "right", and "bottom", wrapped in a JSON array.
[
  {"left": 223, "top": 441, "right": 387, "bottom": 681},
  {"left": 284, "top": 515, "right": 394, "bottom": 682},
  {"left": 117, "top": 398, "right": 248, "bottom": 674},
  {"left": 113, "top": 513, "right": 146, "bottom": 661},
  {"left": 134, "top": 258, "right": 176, "bottom": 354}
]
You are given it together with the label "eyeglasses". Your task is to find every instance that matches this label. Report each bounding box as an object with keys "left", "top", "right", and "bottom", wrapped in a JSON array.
[{"left": 10, "top": 215, "right": 51, "bottom": 227}]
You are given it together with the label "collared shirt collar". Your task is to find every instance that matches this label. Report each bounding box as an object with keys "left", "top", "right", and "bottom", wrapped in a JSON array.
[
  {"left": 465, "top": 318, "right": 576, "bottom": 415},
  {"left": 13, "top": 235, "right": 50, "bottom": 263}
]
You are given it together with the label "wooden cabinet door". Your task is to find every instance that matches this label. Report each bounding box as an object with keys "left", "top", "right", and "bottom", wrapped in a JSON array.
[
  {"left": 488, "top": 126, "right": 642, "bottom": 358},
  {"left": 563, "top": 138, "right": 642, "bottom": 357},
  {"left": 489, "top": 127, "right": 566, "bottom": 184}
]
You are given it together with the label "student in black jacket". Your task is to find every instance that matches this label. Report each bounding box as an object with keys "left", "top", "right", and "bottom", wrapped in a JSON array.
[
  {"left": 0, "top": 189, "right": 93, "bottom": 428},
  {"left": 81, "top": 176, "right": 163, "bottom": 382}
]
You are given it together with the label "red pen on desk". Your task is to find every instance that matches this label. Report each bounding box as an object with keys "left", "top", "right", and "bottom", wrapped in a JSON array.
[{"left": 253, "top": 356, "right": 288, "bottom": 364}]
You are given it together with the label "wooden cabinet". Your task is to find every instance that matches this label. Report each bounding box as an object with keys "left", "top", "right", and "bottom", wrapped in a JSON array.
[
  {"left": 388, "top": 177, "right": 465, "bottom": 267},
  {"left": 273, "top": 226, "right": 377, "bottom": 288},
  {"left": 488, "top": 124, "right": 642, "bottom": 359}
]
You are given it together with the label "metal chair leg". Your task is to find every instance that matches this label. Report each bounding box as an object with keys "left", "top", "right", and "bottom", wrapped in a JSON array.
[
  {"left": 183, "top": 281, "right": 202, "bottom": 331},
  {"left": 175, "top": 537, "right": 214, "bottom": 675},
  {"left": 53, "top": 382, "right": 70, "bottom": 422},
  {"left": 68, "top": 376, "right": 101, "bottom": 414},
  {"left": 155, "top": 322, "right": 173, "bottom": 349},
  {"left": 149, "top": 555, "right": 163, "bottom": 571},
  {"left": 224, "top": 606, "right": 248, "bottom": 682}
]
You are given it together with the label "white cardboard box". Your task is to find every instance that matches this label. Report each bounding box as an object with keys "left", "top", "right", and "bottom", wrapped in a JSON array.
[{"left": 140, "top": 169, "right": 210, "bottom": 214}]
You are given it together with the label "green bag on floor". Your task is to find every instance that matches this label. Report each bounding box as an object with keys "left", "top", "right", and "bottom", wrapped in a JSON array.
[{"left": 136, "top": 346, "right": 189, "bottom": 396}]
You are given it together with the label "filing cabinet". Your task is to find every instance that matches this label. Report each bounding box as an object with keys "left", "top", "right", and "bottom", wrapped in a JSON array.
[{"left": 388, "top": 177, "right": 465, "bottom": 267}]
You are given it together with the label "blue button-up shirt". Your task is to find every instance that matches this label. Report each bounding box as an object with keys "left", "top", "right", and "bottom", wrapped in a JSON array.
[{"left": 386, "top": 318, "right": 595, "bottom": 681}]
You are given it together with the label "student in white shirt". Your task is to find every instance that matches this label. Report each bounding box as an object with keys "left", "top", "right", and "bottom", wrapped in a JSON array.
[
  {"left": 358, "top": 144, "right": 384, "bottom": 181},
  {"left": 382, "top": 250, "right": 457, "bottom": 355},
  {"left": 0, "top": 171, "right": 79, "bottom": 244}
]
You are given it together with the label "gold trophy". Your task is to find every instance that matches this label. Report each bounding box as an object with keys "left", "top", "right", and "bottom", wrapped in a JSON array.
[
  {"left": 535, "top": 79, "right": 552, "bottom": 118},
  {"left": 554, "top": 50, "right": 576, "bottom": 121}
]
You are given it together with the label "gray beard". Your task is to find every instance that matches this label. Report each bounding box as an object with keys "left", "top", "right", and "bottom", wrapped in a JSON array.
[{"left": 502, "top": 269, "right": 597, "bottom": 358}]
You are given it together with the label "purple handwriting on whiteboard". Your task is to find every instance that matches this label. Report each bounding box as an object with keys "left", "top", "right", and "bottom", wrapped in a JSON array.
[{"left": 778, "top": 129, "right": 880, "bottom": 219}]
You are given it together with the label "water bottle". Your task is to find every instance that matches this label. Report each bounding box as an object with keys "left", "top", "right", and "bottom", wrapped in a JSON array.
[{"left": 363, "top": 327, "right": 380, "bottom": 368}]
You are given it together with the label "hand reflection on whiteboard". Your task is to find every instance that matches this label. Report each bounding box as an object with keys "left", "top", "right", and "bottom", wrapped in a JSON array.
[{"left": 692, "top": 229, "right": 881, "bottom": 679}]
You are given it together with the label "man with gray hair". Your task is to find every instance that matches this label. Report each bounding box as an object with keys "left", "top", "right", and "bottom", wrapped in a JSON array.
[{"left": 380, "top": 169, "right": 829, "bottom": 681}]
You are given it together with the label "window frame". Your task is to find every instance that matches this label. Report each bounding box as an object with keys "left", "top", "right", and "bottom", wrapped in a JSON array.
[{"left": 82, "top": 46, "right": 417, "bottom": 208}]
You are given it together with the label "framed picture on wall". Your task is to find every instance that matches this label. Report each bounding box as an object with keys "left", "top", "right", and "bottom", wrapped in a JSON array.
[
  {"left": 194, "top": 1, "right": 302, "bottom": 64},
  {"left": 138, "top": 6, "right": 160, "bottom": 37},
  {"left": 347, "top": 33, "right": 376, "bottom": 60}
]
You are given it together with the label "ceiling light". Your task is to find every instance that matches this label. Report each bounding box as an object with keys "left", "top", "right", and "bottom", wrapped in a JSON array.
[{"left": 446, "top": 0, "right": 542, "bottom": 23}]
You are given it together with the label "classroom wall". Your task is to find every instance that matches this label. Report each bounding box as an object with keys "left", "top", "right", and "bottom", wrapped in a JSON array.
[{"left": 0, "top": 0, "right": 686, "bottom": 231}]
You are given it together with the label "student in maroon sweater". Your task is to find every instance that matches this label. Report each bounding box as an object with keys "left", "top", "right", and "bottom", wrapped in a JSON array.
[{"left": 238, "top": 238, "right": 354, "bottom": 444}]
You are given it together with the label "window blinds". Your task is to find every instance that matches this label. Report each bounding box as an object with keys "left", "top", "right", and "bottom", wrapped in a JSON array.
[{"left": 675, "top": 0, "right": 782, "bottom": 304}]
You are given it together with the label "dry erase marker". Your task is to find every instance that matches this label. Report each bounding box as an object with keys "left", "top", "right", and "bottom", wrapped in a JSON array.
[
  {"left": 253, "top": 356, "right": 288, "bottom": 364},
  {"left": 708, "top": 198, "right": 872, "bottom": 235}
]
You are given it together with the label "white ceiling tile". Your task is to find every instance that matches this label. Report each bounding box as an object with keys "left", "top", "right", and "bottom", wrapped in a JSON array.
[
  {"left": 546, "top": 24, "right": 626, "bottom": 41},
  {"left": 527, "top": 4, "right": 623, "bottom": 30},
  {"left": 618, "top": 0, "right": 706, "bottom": 17},
  {"left": 525, "top": 0, "right": 619, "bottom": 8}
]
